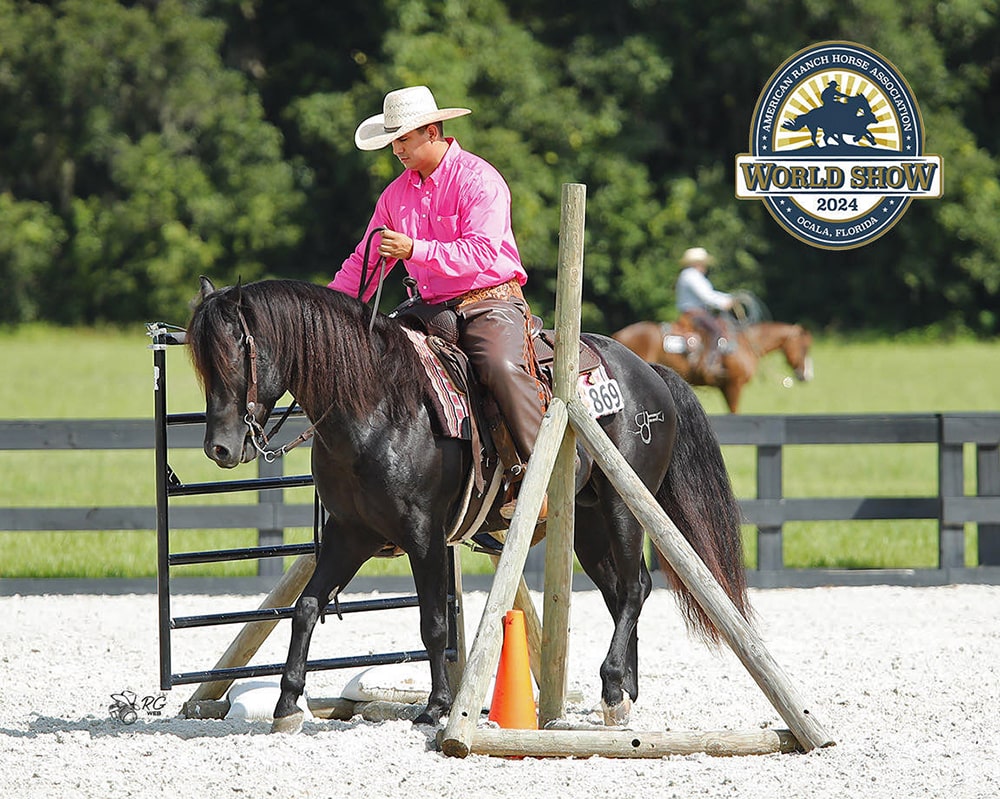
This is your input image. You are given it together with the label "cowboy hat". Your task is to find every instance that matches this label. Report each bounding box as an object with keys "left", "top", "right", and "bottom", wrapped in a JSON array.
[
  {"left": 680, "top": 246, "right": 712, "bottom": 266},
  {"left": 354, "top": 86, "right": 472, "bottom": 151}
]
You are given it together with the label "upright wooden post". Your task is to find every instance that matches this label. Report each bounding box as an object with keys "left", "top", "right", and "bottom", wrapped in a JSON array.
[
  {"left": 439, "top": 401, "right": 568, "bottom": 757},
  {"left": 539, "top": 183, "right": 586, "bottom": 726}
]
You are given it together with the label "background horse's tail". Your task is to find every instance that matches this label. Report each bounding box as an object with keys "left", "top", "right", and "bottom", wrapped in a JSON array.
[{"left": 650, "top": 363, "right": 751, "bottom": 642}]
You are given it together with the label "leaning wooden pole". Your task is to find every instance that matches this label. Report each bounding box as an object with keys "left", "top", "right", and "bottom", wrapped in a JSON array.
[
  {"left": 565, "top": 399, "right": 835, "bottom": 752},
  {"left": 439, "top": 400, "right": 568, "bottom": 758},
  {"left": 539, "top": 182, "right": 586, "bottom": 726}
]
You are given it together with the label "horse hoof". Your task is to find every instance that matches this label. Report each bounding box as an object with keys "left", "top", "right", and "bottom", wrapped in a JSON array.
[
  {"left": 270, "top": 710, "right": 304, "bottom": 735},
  {"left": 601, "top": 697, "right": 632, "bottom": 727}
]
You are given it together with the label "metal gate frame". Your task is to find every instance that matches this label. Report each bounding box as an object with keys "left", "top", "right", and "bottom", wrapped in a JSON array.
[{"left": 149, "top": 323, "right": 463, "bottom": 694}]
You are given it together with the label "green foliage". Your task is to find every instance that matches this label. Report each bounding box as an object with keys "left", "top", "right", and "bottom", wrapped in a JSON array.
[
  {"left": 0, "top": 0, "right": 998, "bottom": 333},
  {"left": 0, "top": 0, "right": 304, "bottom": 324}
]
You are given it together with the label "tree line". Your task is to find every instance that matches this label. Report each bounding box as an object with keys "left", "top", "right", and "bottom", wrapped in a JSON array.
[{"left": 1, "top": 0, "right": 998, "bottom": 336}]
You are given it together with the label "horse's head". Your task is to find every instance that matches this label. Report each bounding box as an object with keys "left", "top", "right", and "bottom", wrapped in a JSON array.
[
  {"left": 785, "top": 325, "right": 815, "bottom": 382},
  {"left": 187, "top": 277, "right": 283, "bottom": 468}
]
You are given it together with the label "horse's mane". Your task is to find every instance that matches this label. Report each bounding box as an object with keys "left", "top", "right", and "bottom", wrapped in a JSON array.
[{"left": 187, "top": 279, "right": 427, "bottom": 422}]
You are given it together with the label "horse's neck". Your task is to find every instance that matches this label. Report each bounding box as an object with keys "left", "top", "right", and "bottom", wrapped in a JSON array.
[{"left": 747, "top": 323, "right": 797, "bottom": 355}]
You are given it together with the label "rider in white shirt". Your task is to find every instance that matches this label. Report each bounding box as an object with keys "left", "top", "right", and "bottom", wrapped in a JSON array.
[{"left": 674, "top": 247, "right": 734, "bottom": 371}]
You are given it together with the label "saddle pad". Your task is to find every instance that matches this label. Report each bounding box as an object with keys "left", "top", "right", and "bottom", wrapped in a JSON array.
[{"left": 401, "top": 327, "right": 470, "bottom": 440}]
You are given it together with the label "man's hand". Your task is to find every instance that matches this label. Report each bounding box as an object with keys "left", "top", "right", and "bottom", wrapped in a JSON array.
[{"left": 378, "top": 229, "right": 414, "bottom": 260}]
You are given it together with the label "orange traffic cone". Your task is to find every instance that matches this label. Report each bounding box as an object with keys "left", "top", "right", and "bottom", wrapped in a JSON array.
[{"left": 488, "top": 609, "right": 537, "bottom": 729}]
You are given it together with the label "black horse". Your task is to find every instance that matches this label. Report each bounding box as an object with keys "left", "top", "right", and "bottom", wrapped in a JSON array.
[{"left": 187, "top": 277, "right": 750, "bottom": 732}]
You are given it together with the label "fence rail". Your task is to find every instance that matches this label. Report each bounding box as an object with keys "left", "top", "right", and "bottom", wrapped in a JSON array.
[{"left": 3, "top": 412, "right": 1000, "bottom": 587}]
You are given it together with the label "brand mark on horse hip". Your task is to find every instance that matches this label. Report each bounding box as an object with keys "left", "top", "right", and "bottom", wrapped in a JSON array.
[{"left": 632, "top": 409, "right": 665, "bottom": 445}]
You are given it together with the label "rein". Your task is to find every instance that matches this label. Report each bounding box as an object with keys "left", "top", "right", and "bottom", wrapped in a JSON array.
[
  {"left": 236, "top": 307, "right": 333, "bottom": 463},
  {"left": 359, "top": 226, "right": 388, "bottom": 333}
]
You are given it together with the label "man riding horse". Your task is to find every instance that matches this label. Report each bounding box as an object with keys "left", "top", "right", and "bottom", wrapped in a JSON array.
[
  {"left": 328, "top": 86, "right": 548, "bottom": 521},
  {"left": 782, "top": 86, "right": 878, "bottom": 148},
  {"left": 674, "top": 246, "right": 735, "bottom": 376}
]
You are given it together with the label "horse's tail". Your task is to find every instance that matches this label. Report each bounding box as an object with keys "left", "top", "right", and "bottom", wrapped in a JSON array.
[
  {"left": 650, "top": 363, "right": 752, "bottom": 643},
  {"left": 781, "top": 115, "right": 801, "bottom": 131}
]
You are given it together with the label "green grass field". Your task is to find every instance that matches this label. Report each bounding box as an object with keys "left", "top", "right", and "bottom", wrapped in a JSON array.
[{"left": 1, "top": 323, "right": 997, "bottom": 578}]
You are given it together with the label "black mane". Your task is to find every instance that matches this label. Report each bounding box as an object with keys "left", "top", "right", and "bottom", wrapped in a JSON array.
[{"left": 187, "top": 279, "right": 427, "bottom": 422}]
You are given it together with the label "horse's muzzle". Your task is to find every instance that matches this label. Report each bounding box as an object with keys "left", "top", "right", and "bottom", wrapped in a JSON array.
[{"left": 204, "top": 432, "right": 256, "bottom": 468}]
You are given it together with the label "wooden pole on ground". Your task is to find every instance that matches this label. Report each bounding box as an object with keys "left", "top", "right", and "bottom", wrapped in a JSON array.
[
  {"left": 565, "top": 399, "right": 835, "bottom": 752},
  {"left": 438, "top": 399, "right": 568, "bottom": 757},
  {"left": 465, "top": 727, "right": 801, "bottom": 758},
  {"left": 186, "top": 553, "right": 315, "bottom": 704},
  {"left": 539, "top": 182, "right": 586, "bottom": 726}
]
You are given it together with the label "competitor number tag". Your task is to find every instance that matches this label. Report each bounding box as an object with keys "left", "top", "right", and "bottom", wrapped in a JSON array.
[{"left": 577, "top": 371, "right": 624, "bottom": 419}]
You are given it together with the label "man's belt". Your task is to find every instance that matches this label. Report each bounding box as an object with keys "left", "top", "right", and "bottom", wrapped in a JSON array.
[{"left": 455, "top": 278, "right": 523, "bottom": 311}]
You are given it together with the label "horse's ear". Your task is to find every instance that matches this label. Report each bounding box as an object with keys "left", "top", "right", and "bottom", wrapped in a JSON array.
[{"left": 199, "top": 276, "right": 217, "bottom": 301}]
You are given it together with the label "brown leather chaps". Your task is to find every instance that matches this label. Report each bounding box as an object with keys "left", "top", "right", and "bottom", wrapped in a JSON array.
[{"left": 457, "top": 295, "right": 547, "bottom": 469}]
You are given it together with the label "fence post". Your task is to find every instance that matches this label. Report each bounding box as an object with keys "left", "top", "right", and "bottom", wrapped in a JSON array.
[
  {"left": 938, "top": 415, "right": 966, "bottom": 571},
  {"left": 977, "top": 443, "right": 1000, "bottom": 565},
  {"left": 756, "top": 442, "right": 784, "bottom": 572}
]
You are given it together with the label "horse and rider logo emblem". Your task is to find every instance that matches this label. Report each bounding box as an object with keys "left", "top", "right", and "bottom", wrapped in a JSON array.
[{"left": 736, "top": 41, "right": 943, "bottom": 250}]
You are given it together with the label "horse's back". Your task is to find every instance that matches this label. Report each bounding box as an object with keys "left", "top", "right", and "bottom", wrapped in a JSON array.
[{"left": 611, "top": 321, "right": 665, "bottom": 364}]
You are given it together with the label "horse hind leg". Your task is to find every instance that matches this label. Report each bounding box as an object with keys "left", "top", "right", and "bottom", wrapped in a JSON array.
[
  {"left": 574, "top": 501, "right": 652, "bottom": 726},
  {"left": 406, "top": 532, "right": 456, "bottom": 726}
]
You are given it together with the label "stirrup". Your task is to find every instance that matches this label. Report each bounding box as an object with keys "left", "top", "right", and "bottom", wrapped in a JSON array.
[{"left": 499, "top": 493, "right": 548, "bottom": 523}]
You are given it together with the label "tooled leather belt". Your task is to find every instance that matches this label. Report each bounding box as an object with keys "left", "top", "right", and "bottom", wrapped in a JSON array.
[{"left": 454, "top": 277, "right": 523, "bottom": 311}]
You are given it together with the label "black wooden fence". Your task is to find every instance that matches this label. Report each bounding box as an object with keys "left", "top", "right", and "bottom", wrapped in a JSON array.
[{"left": 2, "top": 413, "right": 1000, "bottom": 588}]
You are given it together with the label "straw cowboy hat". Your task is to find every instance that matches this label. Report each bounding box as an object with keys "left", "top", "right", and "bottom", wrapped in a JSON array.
[
  {"left": 680, "top": 246, "right": 713, "bottom": 267},
  {"left": 354, "top": 86, "right": 472, "bottom": 151}
]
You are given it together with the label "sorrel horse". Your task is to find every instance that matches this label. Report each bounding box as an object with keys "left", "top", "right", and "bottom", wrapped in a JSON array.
[
  {"left": 187, "top": 278, "right": 749, "bottom": 732},
  {"left": 612, "top": 319, "right": 814, "bottom": 413}
]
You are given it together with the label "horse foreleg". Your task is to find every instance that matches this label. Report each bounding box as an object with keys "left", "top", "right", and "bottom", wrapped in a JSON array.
[
  {"left": 722, "top": 380, "right": 742, "bottom": 413},
  {"left": 272, "top": 525, "right": 377, "bottom": 734},
  {"left": 271, "top": 591, "right": 321, "bottom": 733}
]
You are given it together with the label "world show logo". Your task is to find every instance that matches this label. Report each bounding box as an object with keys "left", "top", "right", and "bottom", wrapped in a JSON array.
[{"left": 736, "top": 41, "right": 942, "bottom": 250}]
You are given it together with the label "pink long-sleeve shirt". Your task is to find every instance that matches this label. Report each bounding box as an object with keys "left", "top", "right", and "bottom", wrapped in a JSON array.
[{"left": 329, "top": 138, "right": 527, "bottom": 304}]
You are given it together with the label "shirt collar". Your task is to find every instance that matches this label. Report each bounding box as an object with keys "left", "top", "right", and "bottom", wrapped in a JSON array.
[{"left": 406, "top": 137, "right": 463, "bottom": 187}]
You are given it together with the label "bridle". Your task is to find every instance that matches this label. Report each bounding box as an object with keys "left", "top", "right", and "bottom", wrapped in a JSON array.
[
  {"left": 231, "top": 227, "right": 390, "bottom": 462},
  {"left": 236, "top": 307, "right": 331, "bottom": 463}
]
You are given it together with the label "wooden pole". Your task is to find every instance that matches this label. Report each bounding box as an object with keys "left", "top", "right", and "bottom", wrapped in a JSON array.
[
  {"left": 439, "top": 400, "right": 568, "bottom": 757},
  {"left": 540, "top": 182, "right": 586, "bottom": 726},
  {"left": 565, "top": 398, "right": 835, "bottom": 752},
  {"left": 187, "top": 553, "right": 315, "bottom": 703},
  {"left": 465, "top": 727, "right": 801, "bottom": 758},
  {"left": 490, "top": 555, "right": 545, "bottom": 685}
]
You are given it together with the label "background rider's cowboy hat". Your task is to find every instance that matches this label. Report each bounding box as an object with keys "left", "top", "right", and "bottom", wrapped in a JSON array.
[
  {"left": 354, "top": 86, "right": 472, "bottom": 151},
  {"left": 680, "top": 246, "right": 713, "bottom": 267}
]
